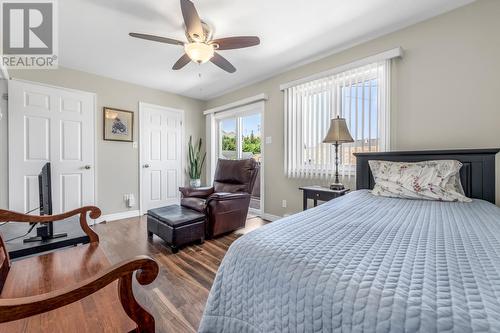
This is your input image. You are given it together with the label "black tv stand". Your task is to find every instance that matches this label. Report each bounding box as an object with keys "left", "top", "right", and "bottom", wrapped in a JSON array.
[
  {"left": 3, "top": 216, "right": 89, "bottom": 259},
  {"left": 23, "top": 223, "right": 68, "bottom": 243},
  {"left": 3, "top": 162, "right": 88, "bottom": 259}
]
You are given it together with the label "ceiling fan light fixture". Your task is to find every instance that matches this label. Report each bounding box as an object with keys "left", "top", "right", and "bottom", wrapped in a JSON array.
[
  {"left": 184, "top": 42, "right": 214, "bottom": 64},
  {"left": 130, "top": 0, "right": 260, "bottom": 72}
]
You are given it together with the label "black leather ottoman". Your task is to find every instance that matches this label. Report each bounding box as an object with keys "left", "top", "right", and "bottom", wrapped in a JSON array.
[{"left": 147, "top": 205, "right": 205, "bottom": 253}]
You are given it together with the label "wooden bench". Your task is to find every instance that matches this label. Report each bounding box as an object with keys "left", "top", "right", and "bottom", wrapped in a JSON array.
[{"left": 0, "top": 207, "right": 159, "bottom": 332}]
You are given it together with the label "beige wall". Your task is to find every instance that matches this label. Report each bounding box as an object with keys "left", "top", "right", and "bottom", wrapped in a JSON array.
[
  {"left": 205, "top": 0, "right": 500, "bottom": 216},
  {"left": 2, "top": 1, "right": 498, "bottom": 217},
  {"left": 3, "top": 67, "right": 205, "bottom": 215}
]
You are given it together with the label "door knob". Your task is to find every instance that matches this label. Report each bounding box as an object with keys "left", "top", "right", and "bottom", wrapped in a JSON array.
[
  {"left": 84, "top": 165, "right": 92, "bottom": 170},
  {"left": 143, "top": 164, "right": 150, "bottom": 168}
]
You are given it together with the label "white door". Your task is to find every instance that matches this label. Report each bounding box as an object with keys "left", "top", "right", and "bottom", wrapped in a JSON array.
[
  {"left": 140, "top": 102, "right": 183, "bottom": 211},
  {"left": 8, "top": 80, "right": 95, "bottom": 214}
]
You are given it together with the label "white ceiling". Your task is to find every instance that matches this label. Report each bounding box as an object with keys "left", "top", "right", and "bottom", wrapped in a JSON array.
[{"left": 59, "top": 0, "right": 473, "bottom": 100}]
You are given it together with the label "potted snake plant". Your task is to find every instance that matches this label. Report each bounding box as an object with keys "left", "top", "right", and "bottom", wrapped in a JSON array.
[{"left": 188, "top": 136, "right": 206, "bottom": 188}]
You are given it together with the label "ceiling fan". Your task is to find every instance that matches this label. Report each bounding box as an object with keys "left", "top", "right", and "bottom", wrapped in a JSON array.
[{"left": 129, "top": 0, "right": 260, "bottom": 73}]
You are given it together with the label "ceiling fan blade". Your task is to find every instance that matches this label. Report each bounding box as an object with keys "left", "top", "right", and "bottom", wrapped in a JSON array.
[
  {"left": 211, "top": 36, "right": 260, "bottom": 50},
  {"left": 210, "top": 52, "right": 236, "bottom": 73},
  {"left": 172, "top": 54, "right": 192, "bottom": 70},
  {"left": 129, "top": 33, "right": 184, "bottom": 45},
  {"left": 180, "top": 0, "right": 205, "bottom": 41}
]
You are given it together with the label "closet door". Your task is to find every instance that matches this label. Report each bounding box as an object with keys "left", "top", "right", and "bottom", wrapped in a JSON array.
[
  {"left": 139, "top": 102, "right": 184, "bottom": 211},
  {"left": 8, "top": 79, "right": 95, "bottom": 213}
]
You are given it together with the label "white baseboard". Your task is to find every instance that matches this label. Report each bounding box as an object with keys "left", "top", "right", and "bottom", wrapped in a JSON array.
[
  {"left": 248, "top": 208, "right": 262, "bottom": 215},
  {"left": 261, "top": 213, "right": 282, "bottom": 222},
  {"left": 93, "top": 209, "right": 281, "bottom": 224},
  {"left": 94, "top": 210, "right": 141, "bottom": 224}
]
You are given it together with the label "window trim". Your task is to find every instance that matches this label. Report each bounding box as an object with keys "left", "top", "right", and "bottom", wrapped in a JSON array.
[{"left": 280, "top": 47, "right": 402, "bottom": 90}]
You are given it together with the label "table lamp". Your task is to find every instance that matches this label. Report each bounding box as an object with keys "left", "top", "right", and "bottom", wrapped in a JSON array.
[{"left": 322, "top": 116, "right": 354, "bottom": 190}]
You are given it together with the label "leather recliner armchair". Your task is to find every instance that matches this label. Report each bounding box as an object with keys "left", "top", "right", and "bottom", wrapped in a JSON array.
[{"left": 179, "top": 158, "right": 259, "bottom": 238}]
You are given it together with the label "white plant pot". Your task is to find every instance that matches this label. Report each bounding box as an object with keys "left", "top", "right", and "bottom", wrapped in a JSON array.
[{"left": 190, "top": 178, "right": 201, "bottom": 188}]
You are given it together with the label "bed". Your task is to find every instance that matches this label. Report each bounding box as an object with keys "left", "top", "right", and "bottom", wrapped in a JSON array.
[{"left": 199, "top": 149, "right": 500, "bottom": 333}]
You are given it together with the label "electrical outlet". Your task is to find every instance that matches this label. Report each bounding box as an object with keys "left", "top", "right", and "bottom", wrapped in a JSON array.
[
  {"left": 127, "top": 194, "right": 136, "bottom": 208},
  {"left": 282, "top": 199, "right": 287, "bottom": 208}
]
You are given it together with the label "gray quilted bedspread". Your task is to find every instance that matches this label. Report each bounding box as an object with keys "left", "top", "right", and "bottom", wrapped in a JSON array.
[{"left": 198, "top": 190, "right": 500, "bottom": 333}]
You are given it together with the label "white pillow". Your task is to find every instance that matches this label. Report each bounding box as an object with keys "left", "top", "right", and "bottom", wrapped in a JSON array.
[{"left": 369, "top": 160, "right": 471, "bottom": 202}]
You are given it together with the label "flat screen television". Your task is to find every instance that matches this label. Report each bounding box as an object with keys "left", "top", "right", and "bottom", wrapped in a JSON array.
[
  {"left": 38, "top": 162, "right": 52, "bottom": 216},
  {"left": 24, "top": 162, "right": 67, "bottom": 242}
]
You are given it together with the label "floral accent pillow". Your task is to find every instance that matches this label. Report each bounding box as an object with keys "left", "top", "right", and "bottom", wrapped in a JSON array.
[{"left": 368, "top": 160, "right": 471, "bottom": 202}]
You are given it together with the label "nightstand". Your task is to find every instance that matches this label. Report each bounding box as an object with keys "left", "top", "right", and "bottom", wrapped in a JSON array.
[{"left": 299, "top": 186, "right": 349, "bottom": 210}]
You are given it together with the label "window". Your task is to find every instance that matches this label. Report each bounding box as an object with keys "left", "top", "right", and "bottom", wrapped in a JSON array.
[
  {"left": 340, "top": 78, "right": 379, "bottom": 168},
  {"left": 218, "top": 113, "right": 262, "bottom": 162},
  {"left": 284, "top": 60, "right": 390, "bottom": 179},
  {"left": 220, "top": 118, "right": 237, "bottom": 160}
]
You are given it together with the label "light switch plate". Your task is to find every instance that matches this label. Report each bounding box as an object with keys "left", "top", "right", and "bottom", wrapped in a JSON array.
[{"left": 265, "top": 136, "right": 272, "bottom": 144}]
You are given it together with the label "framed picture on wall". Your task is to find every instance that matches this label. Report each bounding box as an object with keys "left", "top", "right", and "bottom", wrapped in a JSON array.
[{"left": 103, "top": 107, "right": 134, "bottom": 142}]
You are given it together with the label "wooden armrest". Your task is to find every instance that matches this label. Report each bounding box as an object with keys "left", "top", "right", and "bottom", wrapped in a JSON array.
[
  {"left": 0, "top": 255, "right": 159, "bottom": 332},
  {"left": 0, "top": 206, "right": 101, "bottom": 243}
]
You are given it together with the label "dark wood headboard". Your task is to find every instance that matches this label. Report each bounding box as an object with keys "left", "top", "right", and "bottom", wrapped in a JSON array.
[{"left": 354, "top": 149, "right": 500, "bottom": 204}]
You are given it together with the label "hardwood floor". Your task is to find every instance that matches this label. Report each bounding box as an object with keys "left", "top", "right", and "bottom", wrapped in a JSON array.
[
  {"left": 92, "top": 214, "right": 268, "bottom": 333},
  {"left": 1, "top": 243, "right": 137, "bottom": 332}
]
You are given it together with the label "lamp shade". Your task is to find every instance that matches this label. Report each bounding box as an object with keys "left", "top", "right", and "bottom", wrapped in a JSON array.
[{"left": 322, "top": 116, "right": 354, "bottom": 144}]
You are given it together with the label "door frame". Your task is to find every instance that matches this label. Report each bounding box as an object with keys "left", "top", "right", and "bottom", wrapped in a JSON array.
[
  {"left": 210, "top": 101, "right": 265, "bottom": 215},
  {"left": 138, "top": 101, "right": 185, "bottom": 214},
  {"left": 8, "top": 78, "right": 97, "bottom": 211}
]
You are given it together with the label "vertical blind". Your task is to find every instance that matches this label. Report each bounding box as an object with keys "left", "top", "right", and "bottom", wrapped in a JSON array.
[{"left": 283, "top": 60, "right": 390, "bottom": 179}]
